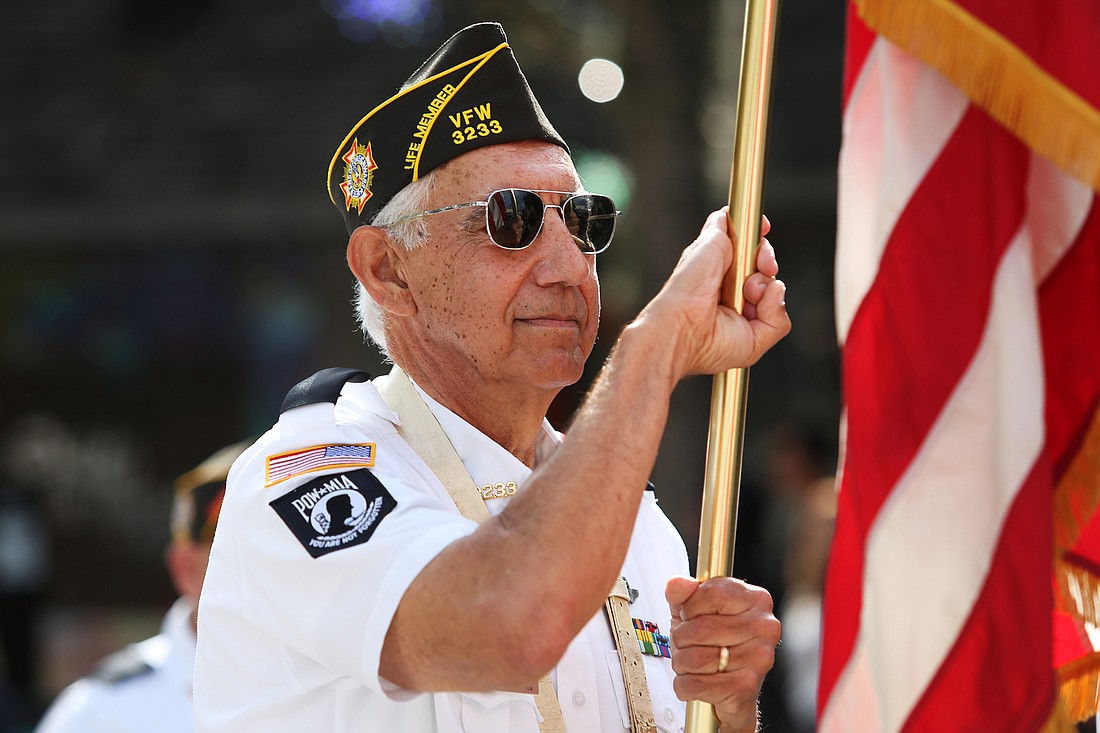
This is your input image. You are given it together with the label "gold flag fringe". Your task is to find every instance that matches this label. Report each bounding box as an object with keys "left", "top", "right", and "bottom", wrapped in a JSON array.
[
  {"left": 1057, "top": 555, "right": 1100, "bottom": 629},
  {"left": 1057, "top": 652, "right": 1100, "bottom": 723},
  {"left": 1053, "top": 407, "right": 1100, "bottom": 621},
  {"left": 854, "top": 0, "right": 1100, "bottom": 195},
  {"left": 1040, "top": 691, "right": 1085, "bottom": 733},
  {"left": 1051, "top": 405, "right": 1100, "bottom": 721}
]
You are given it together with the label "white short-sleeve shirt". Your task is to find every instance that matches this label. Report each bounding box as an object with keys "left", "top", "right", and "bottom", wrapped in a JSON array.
[
  {"left": 194, "top": 371, "right": 690, "bottom": 733},
  {"left": 36, "top": 597, "right": 197, "bottom": 733}
]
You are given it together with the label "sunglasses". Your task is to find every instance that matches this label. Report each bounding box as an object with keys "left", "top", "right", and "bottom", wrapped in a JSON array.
[{"left": 391, "top": 188, "right": 621, "bottom": 254}]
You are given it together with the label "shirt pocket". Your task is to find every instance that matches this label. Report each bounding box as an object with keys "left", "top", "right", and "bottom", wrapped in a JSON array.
[
  {"left": 604, "top": 651, "right": 684, "bottom": 733},
  {"left": 457, "top": 689, "right": 542, "bottom": 732}
]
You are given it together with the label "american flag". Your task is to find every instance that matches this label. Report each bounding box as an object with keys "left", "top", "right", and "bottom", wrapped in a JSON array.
[
  {"left": 820, "top": 1, "right": 1100, "bottom": 730},
  {"left": 265, "top": 443, "right": 376, "bottom": 487}
]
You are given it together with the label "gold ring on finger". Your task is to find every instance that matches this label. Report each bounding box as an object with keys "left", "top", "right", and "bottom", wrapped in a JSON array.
[{"left": 717, "top": 646, "right": 730, "bottom": 674}]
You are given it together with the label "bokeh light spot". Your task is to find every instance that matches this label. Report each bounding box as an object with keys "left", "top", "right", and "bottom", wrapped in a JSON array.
[
  {"left": 578, "top": 58, "right": 624, "bottom": 103},
  {"left": 321, "top": 0, "right": 439, "bottom": 45}
]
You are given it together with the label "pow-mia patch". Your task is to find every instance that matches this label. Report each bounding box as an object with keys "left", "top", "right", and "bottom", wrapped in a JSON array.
[{"left": 269, "top": 468, "right": 395, "bottom": 558}]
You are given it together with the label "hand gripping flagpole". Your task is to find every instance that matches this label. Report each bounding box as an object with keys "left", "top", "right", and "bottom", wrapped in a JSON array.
[{"left": 685, "top": 0, "right": 781, "bottom": 731}]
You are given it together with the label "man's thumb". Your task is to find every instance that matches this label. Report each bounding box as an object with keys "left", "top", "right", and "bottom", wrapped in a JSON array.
[{"left": 664, "top": 575, "right": 701, "bottom": 616}]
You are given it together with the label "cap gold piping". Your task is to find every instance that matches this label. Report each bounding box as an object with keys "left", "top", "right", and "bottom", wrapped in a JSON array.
[{"left": 326, "top": 42, "right": 511, "bottom": 207}]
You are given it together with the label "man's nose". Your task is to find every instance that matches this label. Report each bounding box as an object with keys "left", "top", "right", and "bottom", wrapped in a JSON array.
[{"left": 533, "top": 205, "right": 593, "bottom": 286}]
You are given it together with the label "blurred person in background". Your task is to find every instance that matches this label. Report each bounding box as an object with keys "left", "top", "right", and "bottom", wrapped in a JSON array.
[
  {"left": 732, "top": 424, "right": 834, "bottom": 732},
  {"left": 777, "top": 475, "right": 836, "bottom": 733},
  {"left": 33, "top": 441, "right": 247, "bottom": 733}
]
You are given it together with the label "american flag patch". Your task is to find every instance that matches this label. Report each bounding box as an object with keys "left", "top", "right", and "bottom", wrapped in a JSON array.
[{"left": 265, "top": 443, "right": 376, "bottom": 487}]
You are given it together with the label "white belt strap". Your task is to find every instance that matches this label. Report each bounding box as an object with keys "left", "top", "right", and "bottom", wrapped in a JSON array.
[
  {"left": 380, "top": 366, "right": 655, "bottom": 733},
  {"left": 607, "top": 578, "right": 658, "bottom": 733}
]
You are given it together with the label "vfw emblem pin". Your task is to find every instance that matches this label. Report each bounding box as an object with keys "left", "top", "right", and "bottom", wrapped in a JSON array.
[{"left": 340, "top": 138, "right": 378, "bottom": 215}]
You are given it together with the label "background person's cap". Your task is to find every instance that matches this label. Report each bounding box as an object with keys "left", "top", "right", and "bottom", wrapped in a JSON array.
[
  {"left": 170, "top": 440, "right": 250, "bottom": 544},
  {"left": 326, "top": 21, "right": 568, "bottom": 234}
]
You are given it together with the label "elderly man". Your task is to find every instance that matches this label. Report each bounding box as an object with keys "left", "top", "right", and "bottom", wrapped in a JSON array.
[{"left": 194, "top": 22, "right": 790, "bottom": 733}]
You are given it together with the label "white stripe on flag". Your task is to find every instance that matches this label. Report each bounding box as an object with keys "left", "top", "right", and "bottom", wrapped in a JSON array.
[{"left": 835, "top": 38, "right": 968, "bottom": 344}]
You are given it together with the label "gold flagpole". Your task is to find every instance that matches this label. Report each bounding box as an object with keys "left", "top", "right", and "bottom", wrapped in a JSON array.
[{"left": 684, "top": 0, "right": 781, "bottom": 731}]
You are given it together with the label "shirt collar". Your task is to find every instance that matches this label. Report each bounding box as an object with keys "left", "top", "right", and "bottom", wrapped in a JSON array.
[{"left": 406, "top": 377, "right": 562, "bottom": 510}]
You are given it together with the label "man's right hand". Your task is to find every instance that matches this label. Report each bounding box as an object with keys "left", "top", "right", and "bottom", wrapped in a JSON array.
[{"left": 627, "top": 208, "right": 791, "bottom": 387}]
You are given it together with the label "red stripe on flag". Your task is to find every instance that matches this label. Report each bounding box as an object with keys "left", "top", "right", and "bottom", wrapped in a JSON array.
[
  {"left": 842, "top": 7, "right": 876, "bottom": 107},
  {"left": 819, "top": 106, "right": 1028, "bottom": 710},
  {"left": 1041, "top": 200, "right": 1100, "bottom": 479}
]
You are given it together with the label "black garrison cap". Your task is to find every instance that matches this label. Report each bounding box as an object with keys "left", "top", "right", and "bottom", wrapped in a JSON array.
[{"left": 326, "top": 22, "right": 569, "bottom": 234}]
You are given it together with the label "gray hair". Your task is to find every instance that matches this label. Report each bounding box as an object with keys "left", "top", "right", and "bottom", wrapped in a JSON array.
[{"left": 353, "top": 170, "right": 437, "bottom": 355}]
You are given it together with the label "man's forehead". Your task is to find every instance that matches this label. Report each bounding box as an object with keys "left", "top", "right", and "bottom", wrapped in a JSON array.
[{"left": 434, "top": 142, "right": 581, "bottom": 195}]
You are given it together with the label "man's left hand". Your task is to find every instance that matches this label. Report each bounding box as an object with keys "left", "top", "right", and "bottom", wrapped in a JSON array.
[{"left": 665, "top": 575, "right": 781, "bottom": 733}]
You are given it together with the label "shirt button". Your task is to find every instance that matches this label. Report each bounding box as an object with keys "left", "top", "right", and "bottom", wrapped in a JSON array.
[
  {"left": 664, "top": 706, "right": 675, "bottom": 723},
  {"left": 572, "top": 690, "right": 586, "bottom": 707}
]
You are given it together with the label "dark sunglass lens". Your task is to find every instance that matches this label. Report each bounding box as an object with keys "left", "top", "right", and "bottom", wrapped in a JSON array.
[
  {"left": 564, "top": 195, "right": 617, "bottom": 253},
  {"left": 486, "top": 189, "right": 543, "bottom": 249},
  {"left": 516, "top": 191, "right": 544, "bottom": 248}
]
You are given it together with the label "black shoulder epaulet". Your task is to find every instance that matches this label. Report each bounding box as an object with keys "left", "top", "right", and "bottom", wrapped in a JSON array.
[
  {"left": 280, "top": 368, "right": 371, "bottom": 414},
  {"left": 88, "top": 645, "right": 154, "bottom": 685}
]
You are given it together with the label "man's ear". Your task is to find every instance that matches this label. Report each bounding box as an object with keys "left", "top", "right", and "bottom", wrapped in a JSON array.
[{"left": 347, "top": 225, "right": 417, "bottom": 316}]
